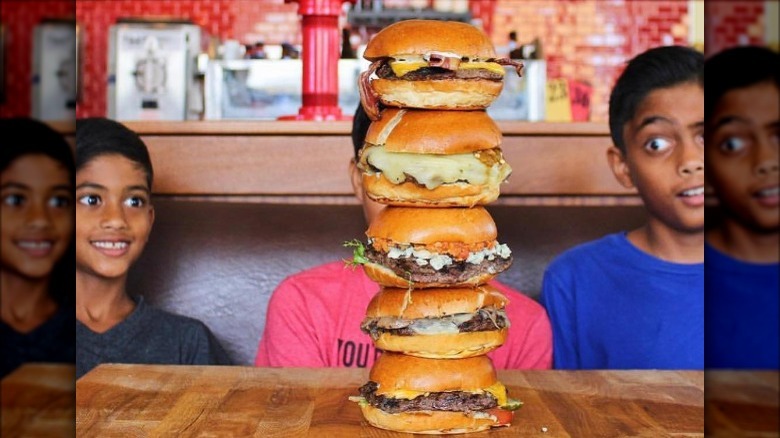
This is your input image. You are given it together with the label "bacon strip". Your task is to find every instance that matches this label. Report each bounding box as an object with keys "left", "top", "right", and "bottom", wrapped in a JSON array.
[
  {"left": 359, "top": 61, "right": 383, "bottom": 121},
  {"left": 495, "top": 58, "right": 524, "bottom": 77}
]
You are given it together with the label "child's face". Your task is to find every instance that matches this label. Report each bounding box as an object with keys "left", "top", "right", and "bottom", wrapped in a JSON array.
[
  {"left": 706, "top": 80, "right": 779, "bottom": 232},
  {"left": 75, "top": 154, "right": 154, "bottom": 280},
  {"left": 610, "top": 82, "right": 705, "bottom": 233},
  {"left": 1, "top": 154, "right": 74, "bottom": 279}
]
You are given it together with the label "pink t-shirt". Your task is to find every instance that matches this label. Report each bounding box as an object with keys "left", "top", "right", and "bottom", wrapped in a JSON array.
[{"left": 255, "top": 261, "right": 552, "bottom": 369}]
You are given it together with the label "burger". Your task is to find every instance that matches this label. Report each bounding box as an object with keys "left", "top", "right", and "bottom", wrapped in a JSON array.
[
  {"left": 350, "top": 353, "right": 521, "bottom": 434},
  {"left": 359, "top": 19, "right": 523, "bottom": 120},
  {"left": 360, "top": 285, "right": 510, "bottom": 359},
  {"left": 345, "top": 206, "right": 512, "bottom": 288},
  {"left": 358, "top": 108, "right": 512, "bottom": 207}
]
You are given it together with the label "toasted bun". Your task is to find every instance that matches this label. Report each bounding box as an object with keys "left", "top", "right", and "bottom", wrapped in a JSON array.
[
  {"left": 366, "top": 109, "right": 501, "bottom": 154},
  {"left": 362, "top": 262, "right": 497, "bottom": 289},
  {"left": 362, "top": 173, "right": 500, "bottom": 207},
  {"left": 366, "top": 206, "right": 497, "bottom": 244},
  {"left": 359, "top": 404, "right": 500, "bottom": 434},
  {"left": 365, "top": 287, "right": 508, "bottom": 358},
  {"left": 363, "top": 20, "right": 497, "bottom": 61},
  {"left": 373, "top": 330, "right": 508, "bottom": 359},
  {"left": 366, "top": 286, "right": 507, "bottom": 318},
  {"left": 373, "top": 78, "right": 502, "bottom": 110},
  {"left": 370, "top": 353, "right": 497, "bottom": 393}
]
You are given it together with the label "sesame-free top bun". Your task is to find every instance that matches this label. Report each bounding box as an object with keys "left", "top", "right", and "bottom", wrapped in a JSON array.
[
  {"left": 366, "top": 285, "right": 507, "bottom": 319},
  {"left": 365, "top": 109, "right": 501, "bottom": 154},
  {"left": 363, "top": 20, "right": 497, "bottom": 61},
  {"left": 370, "top": 353, "right": 498, "bottom": 395},
  {"left": 366, "top": 206, "right": 497, "bottom": 245},
  {"left": 364, "top": 286, "right": 509, "bottom": 358}
]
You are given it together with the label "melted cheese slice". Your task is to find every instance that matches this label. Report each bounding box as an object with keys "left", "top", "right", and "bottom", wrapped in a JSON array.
[
  {"left": 377, "top": 382, "right": 509, "bottom": 407},
  {"left": 362, "top": 145, "right": 511, "bottom": 190},
  {"left": 389, "top": 59, "right": 505, "bottom": 77}
]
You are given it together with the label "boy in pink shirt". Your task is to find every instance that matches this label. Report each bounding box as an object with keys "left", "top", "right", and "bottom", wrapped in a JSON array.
[{"left": 255, "top": 107, "right": 552, "bottom": 369}]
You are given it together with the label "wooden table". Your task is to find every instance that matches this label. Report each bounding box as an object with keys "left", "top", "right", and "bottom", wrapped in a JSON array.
[
  {"left": 76, "top": 364, "right": 704, "bottom": 437},
  {"left": 1, "top": 363, "right": 76, "bottom": 438},
  {"left": 705, "top": 371, "right": 779, "bottom": 437}
]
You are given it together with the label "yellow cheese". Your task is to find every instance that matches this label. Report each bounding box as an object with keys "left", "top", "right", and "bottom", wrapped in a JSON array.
[
  {"left": 389, "top": 60, "right": 428, "bottom": 77},
  {"left": 388, "top": 60, "right": 505, "bottom": 77},
  {"left": 361, "top": 145, "right": 511, "bottom": 190},
  {"left": 483, "top": 382, "right": 508, "bottom": 406},
  {"left": 377, "top": 388, "right": 430, "bottom": 399},
  {"left": 459, "top": 62, "right": 506, "bottom": 76},
  {"left": 376, "top": 381, "right": 508, "bottom": 406}
]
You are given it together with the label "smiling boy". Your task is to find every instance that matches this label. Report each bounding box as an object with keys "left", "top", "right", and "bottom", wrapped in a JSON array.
[
  {"left": 75, "top": 118, "right": 230, "bottom": 378},
  {"left": 541, "top": 46, "right": 705, "bottom": 369}
]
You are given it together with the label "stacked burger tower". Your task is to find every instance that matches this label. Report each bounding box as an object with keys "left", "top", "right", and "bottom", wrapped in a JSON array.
[{"left": 348, "top": 20, "right": 525, "bottom": 434}]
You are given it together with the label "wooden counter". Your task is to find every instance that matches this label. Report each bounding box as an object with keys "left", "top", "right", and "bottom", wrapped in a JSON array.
[
  {"left": 1, "top": 363, "right": 75, "bottom": 437},
  {"left": 706, "top": 371, "right": 779, "bottom": 436},
  {"left": 64, "top": 121, "right": 637, "bottom": 206},
  {"left": 76, "top": 364, "right": 703, "bottom": 437}
]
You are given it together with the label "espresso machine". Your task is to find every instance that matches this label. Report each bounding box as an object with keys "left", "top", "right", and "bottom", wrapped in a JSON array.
[
  {"left": 31, "top": 19, "right": 78, "bottom": 121},
  {"left": 107, "top": 19, "right": 201, "bottom": 120}
]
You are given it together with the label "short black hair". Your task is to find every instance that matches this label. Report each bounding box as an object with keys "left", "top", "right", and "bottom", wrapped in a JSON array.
[
  {"left": 76, "top": 117, "right": 153, "bottom": 189},
  {"left": 0, "top": 117, "right": 75, "bottom": 178},
  {"left": 705, "top": 46, "right": 779, "bottom": 122},
  {"left": 352, "top": 104, "right": 372, "bottom": 160},
  {"left": 609, "top": 46, "right": 704, "bottom": 153}
]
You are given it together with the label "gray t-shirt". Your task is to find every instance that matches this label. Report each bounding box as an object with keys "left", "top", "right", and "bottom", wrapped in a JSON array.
[{"left": 76, "top": 296, "right": 231, "bottom": 379}]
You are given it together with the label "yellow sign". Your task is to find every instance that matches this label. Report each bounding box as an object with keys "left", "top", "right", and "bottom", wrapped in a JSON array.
[{"left": 546, "top": 79, "right": 572, "bottom": 122}]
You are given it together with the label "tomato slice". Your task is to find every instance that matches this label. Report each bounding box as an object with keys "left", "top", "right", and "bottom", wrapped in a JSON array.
[{"left": 486, "top": 408, "right": 514, "bottom": 425}]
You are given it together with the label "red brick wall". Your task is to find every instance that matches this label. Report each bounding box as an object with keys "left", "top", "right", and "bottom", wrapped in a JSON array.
[
  {"left": 0, "top": 0, "right": 74, "bottom": 117},
  {"left": 492, "top": 0, "right": 690, "bottom": 122},
  {"left": 75, "top": 0, "right": 238, "bottom": 118},
  {"left": 705, "top": 0, "right": 765, "bottom": 57},
  {"left": 3, "top": 0, "right": 708, "bottom": 120}
]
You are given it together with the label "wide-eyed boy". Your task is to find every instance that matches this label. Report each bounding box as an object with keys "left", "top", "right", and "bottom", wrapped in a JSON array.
[{"left": 542, "top": 46, "right": 704, "bottom": 369}]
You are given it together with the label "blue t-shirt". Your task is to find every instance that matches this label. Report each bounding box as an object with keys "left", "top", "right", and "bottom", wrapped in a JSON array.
[
  {"left": 705, "top": 243, "right": 779, "bottom": 369},
  {"left": 541, "top": 233, "right": 704, "bottom": 370}
]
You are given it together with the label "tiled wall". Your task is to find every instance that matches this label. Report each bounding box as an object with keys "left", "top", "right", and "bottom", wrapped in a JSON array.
[
  {"left": 0, "top": 1, "right": 74, "bottom": 117},
  {"left": 491, "top": 0, "right": 690, "bottom": 121},
  {"left": 74, "top": 0, "right": 237, "bottom": 118},
  {"left": 705, "top": 0, "right": 765, "bottom": 56},
  {"left": 3, "top": 0, "right": 765, "bottom": 121}
]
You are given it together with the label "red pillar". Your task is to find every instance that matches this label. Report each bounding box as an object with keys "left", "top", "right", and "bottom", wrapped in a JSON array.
[
  {"left": 281, "top": 0, "right": 353, "bottom": 121},
  {"left": 469, "top": 0, "right": 496, "bottom": 36}
]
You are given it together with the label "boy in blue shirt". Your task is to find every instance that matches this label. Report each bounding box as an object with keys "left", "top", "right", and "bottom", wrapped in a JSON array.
[
  {"left": 704, "top": 46, "right": 779, "bottom": 369},
  {"left": 542, "top": 46, "right": 704, "bottom": 369}
]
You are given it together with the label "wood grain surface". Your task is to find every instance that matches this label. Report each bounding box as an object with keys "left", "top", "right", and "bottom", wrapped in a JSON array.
[
  {"left": 1, "top": 363, "right": 76, "bottom": 438},
  {"left": 705, "top": 371, "right": 779, "bottom": 437},
  {"left": 76, "top": 365, "right": 704, "bottom": 437}
]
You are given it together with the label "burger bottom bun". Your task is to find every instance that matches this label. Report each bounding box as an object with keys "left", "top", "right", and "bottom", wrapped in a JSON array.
[
  {"left": 363, "top": 173, "right": 499, "bottom": 207},
  {"left": 373, "top": 79, "right": 502, "bottom": 110},
  {"left": 359, "top": 404, "right": 502, "bottom": 434},
  {"left": 363, "top": 262, "right": 497, "bottom": 289},
  {"left": 373, "top": 329, "right": 508, "bottom": 359}
]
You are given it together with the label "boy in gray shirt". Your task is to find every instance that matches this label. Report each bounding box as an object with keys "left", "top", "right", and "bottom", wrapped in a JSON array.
[{"left": 75, "top": 118, "right": 230, "bottom": 379}]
